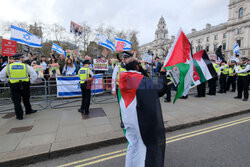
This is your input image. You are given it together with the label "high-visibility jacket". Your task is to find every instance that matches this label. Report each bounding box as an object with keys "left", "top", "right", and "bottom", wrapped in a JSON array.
[
  {"left": 6, "top": 63, "right": 29, "bottom": 84},
  {"left": 221, "top": 64, "right": 229, "bottom": 75},
  {"left": 116, "top": 64, "right": 127, "bottom": 85},
  {"left": 228, "top": 66, "right": 235, "bottom": 76},
  {"left": 213, "top": 63, "right": 220, "bottom": 74},
  {"left": 237, "top": 65, "right": 248, "bottom": 77},
  {"left": 78, "top": 67, "right": 90, "bottom": 84}
]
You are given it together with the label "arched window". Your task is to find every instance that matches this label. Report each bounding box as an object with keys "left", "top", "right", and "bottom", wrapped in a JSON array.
[{"left": 239, "top": 7, "right": 244, "bottom": 18}]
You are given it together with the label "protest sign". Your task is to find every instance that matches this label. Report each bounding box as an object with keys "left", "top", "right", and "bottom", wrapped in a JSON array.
[
  {"left": 142, "top": 53, "right": 153, "bottom": 63},
  {"left": 49, "top": 63, "right": 60, "bottom": 76},
  {"left": 1, "top": 39, "right": 17, "bottom": 56},
  {"left": 93, "top": 59, "right": 108, "bottom": 71},
  {"left": 32, "top": 65, "right": 44, "bottom": 78}
]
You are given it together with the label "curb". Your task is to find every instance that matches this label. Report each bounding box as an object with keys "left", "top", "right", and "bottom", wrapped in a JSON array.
[{"left": 0, "top": 109, "right": 249, "bottom": 167}]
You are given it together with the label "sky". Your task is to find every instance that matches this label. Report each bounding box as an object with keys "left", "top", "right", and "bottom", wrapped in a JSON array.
[{"left": 0, "top": 0, "right": 229, "bottom": 45}]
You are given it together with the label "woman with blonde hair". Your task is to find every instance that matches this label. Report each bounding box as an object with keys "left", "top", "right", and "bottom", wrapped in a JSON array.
[{"left": 62, "top": 58, "right": 76, "bottom": 75}]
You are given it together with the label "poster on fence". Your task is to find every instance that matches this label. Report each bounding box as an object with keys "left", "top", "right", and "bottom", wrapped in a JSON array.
[
  {"left": 49, "top": 63, "right": 60, "bottom": 76},
  {"left": 93, "top": 59, "right": 108, "bottom": 71},
  {"left": 32, "top": 65, "right": 44, "bottom": 78},
  {"left": 56, "top": 74, "right": 103, "bottom": 98}
]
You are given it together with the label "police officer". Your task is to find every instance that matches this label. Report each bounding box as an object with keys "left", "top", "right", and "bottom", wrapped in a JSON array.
[
  {"left": 78, "top": 60, "right": 94, "bottom": 116},
  {"left": 234, "top": 57, "right": 250, "bottom": 101},
  {"left": 0, "top": 53, "right": 38, "bottom": 120},
  {"left": 164, "top": 71, "right": 173, "bottom": 102},
  {"left": 111, "top": 52, "right": 132, "bottom": 97},
  {"left": 227, "top": 60, "right": 237, "bottom": 92},
  {"left": 208, "top": 60, "right": 220, "bottom": 95},
  {"left": 218, "top": 60, "right": 229, "bottom": 93}
]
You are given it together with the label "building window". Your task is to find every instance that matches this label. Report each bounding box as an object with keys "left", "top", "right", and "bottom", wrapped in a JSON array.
[
  {"left": 196, "top": 45, "right": 203, "bottom": 52},
  {"left": 223, "top": 33, "right": 227, "bottom": 38},
  {"left": 206, "top": 45, "right": 210, "bottom": 52},
  {"left": 239, "top": 7, "right": 244, "bottom": 18},
  {"left": 237, "top": 40, "right": 241, "bottom": 47},
  {"left": 214, "top": 35, "right": 218, "bottom": 40},
  {"left": 198, "top": 39, "right": 201, "bottom": 44},
  {"left": 237, "top": 28, "right": 242, "bottom": 34},
  {"left": 214, "top": 44, "right": 218, "bottom": 52},
  {"left": 206, "top": 37, "right": 209, "bottom": 42},
  {"left": 223, "top": 43, "right": 226, "bottom": 50}
]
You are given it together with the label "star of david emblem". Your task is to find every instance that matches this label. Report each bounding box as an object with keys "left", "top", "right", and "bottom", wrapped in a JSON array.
[{"left": 23, "top": 34, "right": 31, "bottom": 40}]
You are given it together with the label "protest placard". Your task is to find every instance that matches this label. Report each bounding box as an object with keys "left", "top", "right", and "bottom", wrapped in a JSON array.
[
  {"left": 49, "top": 63, "right": 61, "bottom": 76},
  {"left": 93, "top": 59, "right": 108, "bottom": 71},
  {"left": 1, "top": 39, "right": 17, "bottom": 56},
  {"left": 32, "top": 65, "right": 44, "bottom": 78}
]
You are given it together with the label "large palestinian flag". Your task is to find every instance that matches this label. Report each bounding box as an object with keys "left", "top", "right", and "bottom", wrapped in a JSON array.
[
  {"left": 119, "top": 71, "right": 165, "bottom": 167},
  {"left": 164, "top": 30, "right": 193, "bottom": 103},
  {"left": 192, "top": 50, "right": 217, "bottom": 86}
]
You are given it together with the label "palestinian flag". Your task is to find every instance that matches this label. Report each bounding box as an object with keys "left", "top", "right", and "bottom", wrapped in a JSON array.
[
  {"left": 192, "top": 50, "right": 217, "bottom": 86},
  {"left": 119, "top": 71, "right": 165, "bottom": 167},
  {"left": 164, "top": 30, "right": 193, "bottom": 103}
]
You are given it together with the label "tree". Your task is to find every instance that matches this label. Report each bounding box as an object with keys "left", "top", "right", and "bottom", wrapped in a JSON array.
[{"left": 129, "top": 31, "right": 140, "bottom": 57}]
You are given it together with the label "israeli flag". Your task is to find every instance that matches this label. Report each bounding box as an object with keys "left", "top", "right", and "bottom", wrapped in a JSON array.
[
  {"left": 115, "top": 38, "right": 132, "bottom": 51},
  {"left": 97, "top": 34, "right": 115, "bottom": 51},
  {"left": 52, "top": 43, "right": 66, "bottom": 56},
  {"left": 10, "top": 25, "right": 42, "bottom": 48},
  {"left": 233, "top": 43, "right": 242, "bottom": 55}
]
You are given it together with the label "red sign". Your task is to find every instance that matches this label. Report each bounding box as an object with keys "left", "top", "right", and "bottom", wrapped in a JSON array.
[
  {"left": 1, "top": 39, "right": 17, "bottom": 57},
  {"left": 116, "top": 41, "right": 125, "bottom": 51}
]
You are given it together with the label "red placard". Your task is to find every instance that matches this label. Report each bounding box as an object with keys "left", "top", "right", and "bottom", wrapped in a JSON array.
[
  {"left": 1, "top": 39, "right": 17, "bottom": 57},
  {"left": 116, "top": 41, "right": 125, "bottom": 51}
]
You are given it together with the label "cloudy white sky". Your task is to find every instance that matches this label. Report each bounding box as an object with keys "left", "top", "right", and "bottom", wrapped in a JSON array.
[{"left": 0, "top": 0, "right": 229, "bottom": 45}]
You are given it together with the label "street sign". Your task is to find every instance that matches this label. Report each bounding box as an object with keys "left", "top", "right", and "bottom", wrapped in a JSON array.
[{"left": 1, "top": 39, "right": 17, "bottom": 56}]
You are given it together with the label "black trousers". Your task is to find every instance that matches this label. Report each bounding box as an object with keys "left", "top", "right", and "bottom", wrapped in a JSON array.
[
  {"left": 219, "top": 74, "right": 227, "bottom": 93},
  {"left": 80, "top": 82, "right": 91, "bottom": 114},
  {"left": 237, "top": 76, "right": 249, "bottom": 99},
  {"left": 208, "top": 77, "right": 218, "bottom": 95},
  {"left": 10, "top": 82, "right": 32, "bottom": 119},
  {"left": 165, "top": 79, "right": 172, "bottom": 101},
  {"left": 197, "top": 82, "right": 206, "bottom": 97},
  {"left": 227, "top": 76, "right": 236, "bottom": 91}
]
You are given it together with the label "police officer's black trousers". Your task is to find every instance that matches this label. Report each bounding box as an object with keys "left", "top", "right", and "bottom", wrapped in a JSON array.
[
  {"left": 80, "top": 82, "right": 91, "bottom": 115},
  {"left": 165, "top": 79, "right": 172, "bottom": 101},
  {"left": 208, "top": 77, "right": 217, "bottom": 95},
  {"left": 197, "top": 82, "right": 206, "bottom": 97},
  {"left": 10, "top": 82, "right": 32, "bottom": 119},
  {"left": 237, "top": 76, "right": 249, "bottom": 99},
  {"left": 227, "top": 76, "right": 236, "bottom": 91},
  {"left": 219, "top": 74, "right": 227, "bottom": 93}
]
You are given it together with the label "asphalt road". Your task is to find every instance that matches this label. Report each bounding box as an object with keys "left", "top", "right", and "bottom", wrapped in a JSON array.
[{"left": 25, "top": 113, "right": 250, "bottom": 167}]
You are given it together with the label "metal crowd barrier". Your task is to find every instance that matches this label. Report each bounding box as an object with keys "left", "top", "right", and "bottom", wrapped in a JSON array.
[{"left": 0, "top": 78, "right": 48, "bottom": 114}]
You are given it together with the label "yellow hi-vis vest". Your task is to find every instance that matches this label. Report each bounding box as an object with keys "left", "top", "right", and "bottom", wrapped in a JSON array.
[
  {"left": 228, "top": 66, "right": 235, "bottom": 76},
  {"left": 237, "top": 65, "right": 248, "bottom": 77},
  {"left": 6, "top": 63, "right": 29, "bottom": 84},
  {"left": 213, "top": 63, "right": 220, "bottom": 74},
  {"left": 221, "top": 64, "right": 229, "bottom": 75},
  {"left": 78, "top": 67, "right": 90, "bottom": 84},
  {"left": 116, "top": 64, "right": 127, "bottom": 85}
]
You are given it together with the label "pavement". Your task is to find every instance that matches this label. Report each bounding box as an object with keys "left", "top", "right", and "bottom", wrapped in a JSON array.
[{"left": 0, "top": 91, "right": 250, "bottom": 166}]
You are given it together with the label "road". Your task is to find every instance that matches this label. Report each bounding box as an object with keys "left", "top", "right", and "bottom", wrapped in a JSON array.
[{"left": 25, "top": 113, "right": 250, "bottom": 167}]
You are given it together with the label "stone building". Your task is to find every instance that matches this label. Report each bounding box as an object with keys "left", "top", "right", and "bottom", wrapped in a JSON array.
[{"left": 139, "top": 0, "right": 250, "bottom": 60}]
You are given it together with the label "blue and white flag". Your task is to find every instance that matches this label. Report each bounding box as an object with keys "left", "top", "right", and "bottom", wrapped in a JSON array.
[
  {"left": 10, "top": 25, "right": 42, "bottom": 48},
  {"left": 233, "top": 43, "right": 242, "bottom": 55},
  {"left": 56, "top": 74, "right": 103, "bottom": 98},
  {"left": 115, "top": 38, "right": 132, "bottom": 51},
  {"left": 97, "top": 34, "right": 115, "bottom": 51},
  {"left": 52, "top": 43, "right": 66, "bottom": 56}
]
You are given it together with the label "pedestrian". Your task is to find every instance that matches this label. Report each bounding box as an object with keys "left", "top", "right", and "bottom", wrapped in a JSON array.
[
  {"left": 208, "top": 60, "right": 220, "bottom": 95},
  {"left": 218, "top": 60, "right": 229, "bottom": 93},
  {"left": 164, "top": 71, "right": 173, "bottom": 102},
  {"left": 58, "top": 54, "right": 65, "bottom": 74},
  {"left": 196, "top": 82, "right": 206, "bottom": 97},
  {"left": 0, "top": 53, "right": 38, "bottom": 120},
  {"left": 119, "top": 57, "right": 166, "bottom": 167},
  {"left": 227, "top": 60, "right": 237, "bottom": 92},
  {"left": 78, "top": 60, "right": 94, "bottom": 117},
  {"left": 234, "top": 57, "right": 250, "bottom": 101}
]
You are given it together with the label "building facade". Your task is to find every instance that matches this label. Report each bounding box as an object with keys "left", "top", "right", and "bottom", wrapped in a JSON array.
[{"left": 139, "top": 0, "right": 250, "bottom": 60}]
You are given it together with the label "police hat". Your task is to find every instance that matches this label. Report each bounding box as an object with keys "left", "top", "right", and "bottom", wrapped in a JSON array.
[
  {"left": 122, "top": 51, "right": 133, "bottom": 58},
  {"left": 12, "top": 53, "right": 24, "bottom": 58},
  {"left": 241, "top": 57, "right": 248, "bottom": 61},
  {"left": 82, "top": 60, "right": 91, "bottom": 65},
  {"left": 231, "top": 60, "right": 237, "bottom": 64}
]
